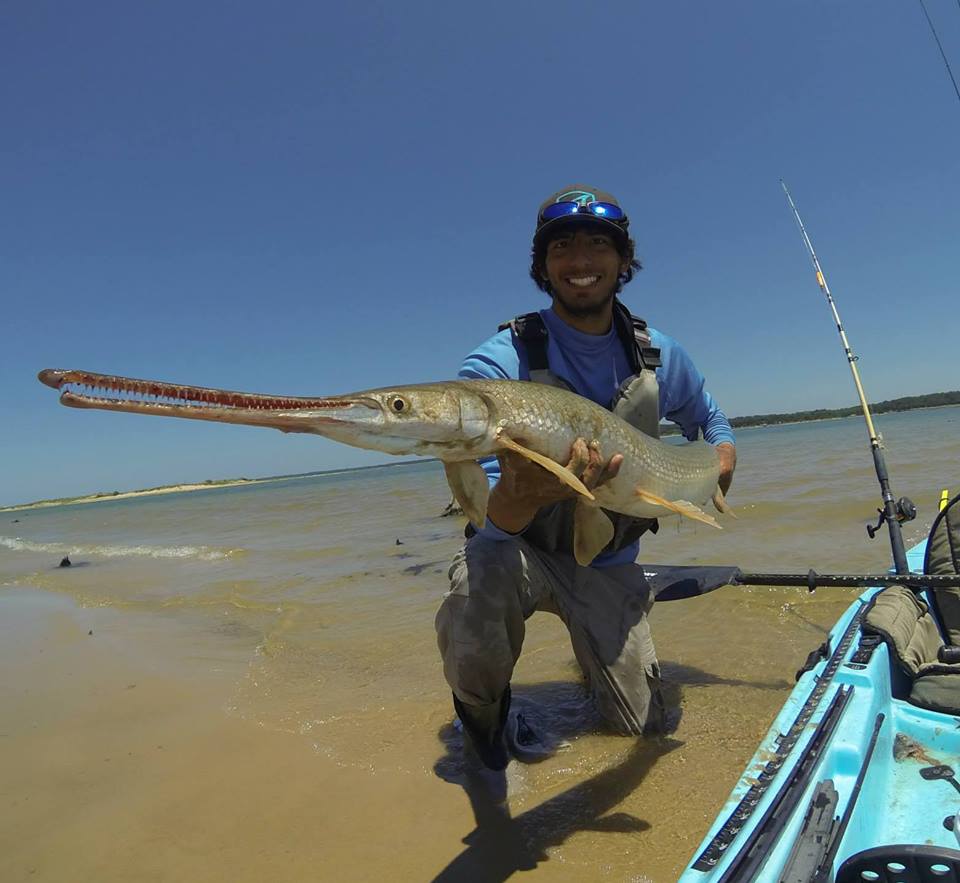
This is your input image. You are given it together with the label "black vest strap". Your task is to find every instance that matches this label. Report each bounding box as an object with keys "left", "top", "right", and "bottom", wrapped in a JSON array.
[
  {"left": 612, "top": 301, "right": 661, "bottom": 372},
  {"left": 499, "top": 312, "right": 549, "bottom": 372},
  {"left": 500, "top": 301, "right": 661, "bottom": 374}
]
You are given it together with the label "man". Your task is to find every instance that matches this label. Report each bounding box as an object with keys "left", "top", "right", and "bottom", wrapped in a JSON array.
[{"left": 435, "top": 185, "right": 736, "bottom": 771}]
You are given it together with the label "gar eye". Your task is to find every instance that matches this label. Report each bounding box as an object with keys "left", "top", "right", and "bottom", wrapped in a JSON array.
[{"left": 388, "top": 395, "right": 410, "bottom": 413}]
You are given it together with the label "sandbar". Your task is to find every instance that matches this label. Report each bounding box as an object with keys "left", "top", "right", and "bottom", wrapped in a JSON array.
[{"left": 1, "top": 479, "right": 262, "bottom": 512}]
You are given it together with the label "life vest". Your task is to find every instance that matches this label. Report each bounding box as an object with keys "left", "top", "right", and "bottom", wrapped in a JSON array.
[{"left": 495, "top": 299, "right": 663, "bottom": 556}]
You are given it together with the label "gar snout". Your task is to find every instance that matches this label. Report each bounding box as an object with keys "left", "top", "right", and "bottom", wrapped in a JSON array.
[{"left": 36, "top": 367, "right": 349, "bottom": 432}]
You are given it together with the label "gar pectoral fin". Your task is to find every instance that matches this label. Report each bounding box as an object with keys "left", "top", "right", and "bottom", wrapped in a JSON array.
[
  {"left": 443, "top": 461, "right": 490, "bottom": 528},
  {"left": 495, "top": 431, "right": 595, "bottom": 501},
  {"left": 636, "top": 489, "right": 721, "bottom": 529},
  {"left": 573, "top": 502, "right": 614, "bottom": 567},
  {"left": 712, "top": 487, "right": 736, "bottom": 517}
]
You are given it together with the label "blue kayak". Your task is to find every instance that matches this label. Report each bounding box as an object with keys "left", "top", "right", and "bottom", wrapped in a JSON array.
[{"left": 679, "top": 508, "right": 960, "bottom": 881}]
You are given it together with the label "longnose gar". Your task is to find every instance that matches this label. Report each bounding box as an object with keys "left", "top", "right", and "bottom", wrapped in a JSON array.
[{"left": 38, "top": 369, "right": 730, "bottom": 565}]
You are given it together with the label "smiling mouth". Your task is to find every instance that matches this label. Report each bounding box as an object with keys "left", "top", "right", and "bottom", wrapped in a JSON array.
[{"left": 566, "top": 275, "right": 601, "bottom": 288}]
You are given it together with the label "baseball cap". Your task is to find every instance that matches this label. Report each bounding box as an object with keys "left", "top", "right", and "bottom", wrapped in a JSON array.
[{"left": 533, "top": 184, "right": 630, "bottom": 248}]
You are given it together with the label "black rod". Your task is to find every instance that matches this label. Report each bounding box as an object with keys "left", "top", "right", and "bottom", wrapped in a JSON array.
[{"left": 735, "top": 571, "right": 960, "bottom": 590}]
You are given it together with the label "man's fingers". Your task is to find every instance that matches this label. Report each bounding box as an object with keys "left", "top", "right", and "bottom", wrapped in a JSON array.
[
  {"left": 579, "top": 440, "right": 601, "bottom": 485},
  {"left": 565, "top": 438, "right": 589, "bottom": 476},
  {"left": 601, "top": 453, "right": 624, "bottom": 484},
  {"left": 582, "top": 445, "right": 624, "bottom": 490}
]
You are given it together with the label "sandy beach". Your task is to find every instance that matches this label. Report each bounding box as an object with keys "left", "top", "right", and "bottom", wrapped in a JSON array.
[
  {"left": 0, "top": 579, "right": 845, "bottom": 883},
  {"left": 0, "top": 479, "right": 265, "bottom": 513},
  {"left": 0, "top": 588, "right": 490, "bottom": 883},
  {"left": 0, "top": 462, "right": 432, "bottom": 513}
]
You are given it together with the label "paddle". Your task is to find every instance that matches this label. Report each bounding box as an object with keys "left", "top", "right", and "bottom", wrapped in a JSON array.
[{"left": 642, "top": 564, "right": 960, "bottom": 602}]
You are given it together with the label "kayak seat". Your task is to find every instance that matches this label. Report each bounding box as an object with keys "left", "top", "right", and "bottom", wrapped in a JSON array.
[
  {"left": 925, "top": 490, "right": 960, "bottom": 646},
  {"left": 835, "top": 844, "right": 960, "bottom": 882},
  {"left": 863, "top": 585, "right": 960, "bottom": 715}
]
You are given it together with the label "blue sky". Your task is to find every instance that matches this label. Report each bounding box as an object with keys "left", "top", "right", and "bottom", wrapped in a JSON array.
[{"left": 3, "top": 1, "right": 959, "bottom": 507}]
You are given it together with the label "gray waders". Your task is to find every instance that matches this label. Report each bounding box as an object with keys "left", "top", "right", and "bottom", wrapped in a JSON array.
[{"left": 437, "top": 301, "right": 666, "bottom": 767}]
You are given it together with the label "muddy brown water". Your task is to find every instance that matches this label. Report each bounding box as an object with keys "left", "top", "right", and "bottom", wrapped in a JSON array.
[{"left": 1, "top": 406, "right": 957, "bottom": 881}]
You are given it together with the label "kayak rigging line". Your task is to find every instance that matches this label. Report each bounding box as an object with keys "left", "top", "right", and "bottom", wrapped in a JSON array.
[
  {"left": 690, "top": 601, "right": 861, "bottom": 873},
  {"left": 703, "top": 685, "right": 856, "bottom": 880},
  {"left": 781, "top": 181, "right": 914, "bottom": 575},
  {"left": 811, "top": 713, "right": 885, "bottom": 882},
  {"left": 917, "top": 0, "right": 960, "bottom": 108}
]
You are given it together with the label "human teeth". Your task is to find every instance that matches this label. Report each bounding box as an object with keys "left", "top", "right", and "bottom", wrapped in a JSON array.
[{"left": 568, "top": 275, "right": 600, "bottom": 287}]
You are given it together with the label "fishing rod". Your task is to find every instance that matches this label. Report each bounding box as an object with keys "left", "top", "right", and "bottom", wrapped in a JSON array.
[
  {"left": 780, "top": 181, "right": 915, "bottom": 575},
  {"left": 917, "top": 0, "right": 960, "bottom": 108}
]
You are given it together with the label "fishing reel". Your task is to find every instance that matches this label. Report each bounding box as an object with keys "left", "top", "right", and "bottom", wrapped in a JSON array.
[{"left": 867, "top": 496, "right": 918, "bottom": 539}]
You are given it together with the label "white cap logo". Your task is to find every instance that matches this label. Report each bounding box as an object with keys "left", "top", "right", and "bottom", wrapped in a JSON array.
[{"left": 557, "top": 189, "right": 597, "bottom": 206}]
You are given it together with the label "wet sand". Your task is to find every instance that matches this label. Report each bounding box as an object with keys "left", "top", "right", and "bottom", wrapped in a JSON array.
[
  {"left": 0, "top": 581, "right": 853, "bottom": 882},
  {"left": 0, "top": 589, "right": 483, "bottom": 883}
]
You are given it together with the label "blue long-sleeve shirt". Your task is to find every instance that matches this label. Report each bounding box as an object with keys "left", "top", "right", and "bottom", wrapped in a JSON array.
[{"left": 459, "top": 306, "right": 735, "bottom": 566}]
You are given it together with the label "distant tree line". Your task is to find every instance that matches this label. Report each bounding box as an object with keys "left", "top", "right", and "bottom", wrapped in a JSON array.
[
  {"left": 728, "top": 391, "right": 960, "bottom": 429},
  {"left": 658, "top": 391, "right": 960, "bottom": 435}
]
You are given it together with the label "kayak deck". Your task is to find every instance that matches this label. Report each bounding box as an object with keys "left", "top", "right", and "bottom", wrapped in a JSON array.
[{"left": 680, "top": 541, "right": 960, "bottom": 881}]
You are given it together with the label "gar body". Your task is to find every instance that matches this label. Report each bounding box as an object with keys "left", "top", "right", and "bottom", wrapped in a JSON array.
[{"left": 38, "top": 369, "right": 728, "bottom": 564}]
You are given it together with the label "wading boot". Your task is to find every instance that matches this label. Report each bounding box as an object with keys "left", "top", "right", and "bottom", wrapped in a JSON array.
[
  {"left": 453, "top": 686, "right": 511, "bottom": 771},
  {"left": 507, "top": 709, "right": 554, "bottom": 763}
]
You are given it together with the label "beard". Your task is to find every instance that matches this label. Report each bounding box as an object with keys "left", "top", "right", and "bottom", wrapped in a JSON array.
[{"left": 552, "top": 283, "right": 617, "bottom": 318}]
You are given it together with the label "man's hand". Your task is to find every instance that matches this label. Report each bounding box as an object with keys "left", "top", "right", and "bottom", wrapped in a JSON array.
[
  {"left": 486, "top": 438, "right": 623, "bottom": 535},
  {"left": 716, "top": 442, "right": 737, "bottom": 495}
]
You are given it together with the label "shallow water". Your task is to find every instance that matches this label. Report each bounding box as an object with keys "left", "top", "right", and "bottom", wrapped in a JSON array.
[{"left": 2, "top": 406, "right": 958, "bottom": 881}]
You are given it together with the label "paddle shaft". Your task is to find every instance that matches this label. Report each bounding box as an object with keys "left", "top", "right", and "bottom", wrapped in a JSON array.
[
  {"left": 735, "top": 570, "right": 960, "bottom": 590},
  {"left": 643, "top": 565, "right": 960, "bottom": 602},
  {"left": 781, "top": 181, "right": 911, "bottom": 575}
]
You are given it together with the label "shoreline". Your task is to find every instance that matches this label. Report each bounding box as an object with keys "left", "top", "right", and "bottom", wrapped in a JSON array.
[
  {"left": 730, "top": 401, "right": 960, "bottom": 432},
  {"left": 7, "top": 404, "right": 956, "bottom": 512},
  {"left": 0, "top": 479, "right": 264, "bottom": 513},
  {"left": 1, "top": 458, "right": 434, "bottom": 513}
]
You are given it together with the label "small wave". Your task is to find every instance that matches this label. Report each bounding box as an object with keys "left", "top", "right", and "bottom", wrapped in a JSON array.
[{"left": 0, "top": 536, "right": 241, "bottom": 561}]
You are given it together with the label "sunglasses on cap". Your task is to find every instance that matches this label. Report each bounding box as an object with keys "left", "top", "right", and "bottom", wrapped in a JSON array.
[{"left": 539, "top": 201, "right": 626, "bottom": 223}]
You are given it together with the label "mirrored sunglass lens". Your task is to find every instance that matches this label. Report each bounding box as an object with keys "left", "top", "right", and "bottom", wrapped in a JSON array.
[
  {"left": 541, "top": 202, "right": 581, "bottom": 220},
  {"left": 587, "top": 202, "right": 624, "bottom": 219}
]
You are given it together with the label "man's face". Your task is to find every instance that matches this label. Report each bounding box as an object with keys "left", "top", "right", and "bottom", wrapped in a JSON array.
[{"left": 541, "top": 227, "right": 628, "bottom": 318}]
